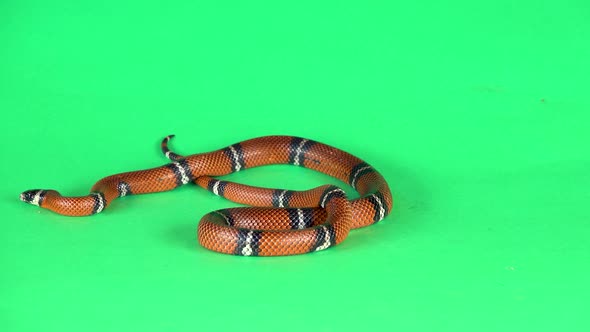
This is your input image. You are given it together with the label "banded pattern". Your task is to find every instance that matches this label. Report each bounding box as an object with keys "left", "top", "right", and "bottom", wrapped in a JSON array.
[
  {"left": 288, "top": 137, "right": 316, "bottom": 166},
  {"left": 207, "top": 179, "right": 229, "bottom": 197},
  {"left": 91, "top": 192, "right": 106, "bottom": 214},
  {"left": 214, "top": 209, "right": 235, "bottom": 226},
  {"left": 349, "top": 162, "right": 376, "bottom": 189},
  {"left": 20, "top": 135, "right": 393, "bottom": 256},
  {"left": 166, "top": 160, "right": 195, "bottom": 187},
  {"left": 235, "top": 230, "right": 263, "bottom": 256},
  {"left": 223, "top": 144, "right": 245, "bottom": 172},
  {"left": 117, "top": 181, "right": 132, "bottom": 197},
  {"left": 272, "top": 189, "right": 294, "bottom": 208},
  {"left": 287, "top": 208, "right": 314, "bottom": 229},
  {"left": 320, "top": 186, "right": 347, "bottom": 208},
  {"left": 367, "top": 192, "right": 388, "bottom": 223},
  {"left": 310, "top": 225, "right": 336, "bottom": 252}
]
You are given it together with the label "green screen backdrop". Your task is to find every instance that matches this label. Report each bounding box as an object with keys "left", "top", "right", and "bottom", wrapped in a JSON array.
[{"left": 1, "top": 1, "right": 589, "bottom": 331}]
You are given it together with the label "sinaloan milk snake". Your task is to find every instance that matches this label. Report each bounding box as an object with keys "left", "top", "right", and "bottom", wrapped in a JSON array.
[{"left": 20, "top": 136, "right": 393, "bottom": 256}]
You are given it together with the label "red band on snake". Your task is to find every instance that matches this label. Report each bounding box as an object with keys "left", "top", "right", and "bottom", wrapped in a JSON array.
[{"left": 20, "top": 136, "right": 393, "bottom": 256}]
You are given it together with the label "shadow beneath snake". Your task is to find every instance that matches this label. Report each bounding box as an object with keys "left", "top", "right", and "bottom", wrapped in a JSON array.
[
  {"left": 160, "top": 160, "right": 431, "bottom": 255},
  {"left": 163, "top": 221, "right": 199, "bottom": 251},
  {"left": 334, "top": 160, "right": 431, "bottom": 252}
]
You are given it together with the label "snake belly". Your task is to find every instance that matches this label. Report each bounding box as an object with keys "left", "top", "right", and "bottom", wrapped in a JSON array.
[{"left": 20, "top": 136, "right": 393, "bottom": 256}]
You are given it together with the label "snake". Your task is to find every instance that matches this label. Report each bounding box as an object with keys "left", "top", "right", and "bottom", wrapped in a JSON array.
[{"left": 20, "top": 136, "right": 393, "bottom": 256}]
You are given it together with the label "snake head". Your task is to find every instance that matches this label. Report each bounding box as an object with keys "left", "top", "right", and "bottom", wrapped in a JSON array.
[{"left": 20, "top": 189, "right": 48, "bottom": 206}]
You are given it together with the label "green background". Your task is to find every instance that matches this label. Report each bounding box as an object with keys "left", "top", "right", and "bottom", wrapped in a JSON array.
[{"left": 1, "top": 1, "right": 589, "bottom": 331}]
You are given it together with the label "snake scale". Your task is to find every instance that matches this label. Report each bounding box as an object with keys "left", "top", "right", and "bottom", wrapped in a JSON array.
[{"left": 20, "top": 136, "right": 393, "bottom": 256}]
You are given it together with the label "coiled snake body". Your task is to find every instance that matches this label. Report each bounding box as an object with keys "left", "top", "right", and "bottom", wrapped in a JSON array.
[{"left": 20, "top": 136, "right": 392, "bottom": 256}]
